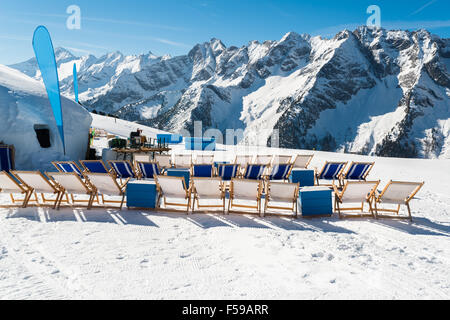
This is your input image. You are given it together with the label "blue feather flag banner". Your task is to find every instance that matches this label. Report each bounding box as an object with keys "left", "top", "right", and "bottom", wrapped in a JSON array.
[
  {"left": 32, "top": 26, "right": 65, "bottom": 154},
  {"left": 73, "top": 63, "right": 79, "bottom": 103}
]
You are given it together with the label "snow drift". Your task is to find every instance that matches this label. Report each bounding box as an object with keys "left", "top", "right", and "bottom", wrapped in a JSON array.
[{"left": 0, "top": 65, "right": 92, "bottom": 171}]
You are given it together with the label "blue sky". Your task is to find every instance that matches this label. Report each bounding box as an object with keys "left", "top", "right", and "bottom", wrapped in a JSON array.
[{"left": 0, "top": 0, "right": 449, "bottom": 65}]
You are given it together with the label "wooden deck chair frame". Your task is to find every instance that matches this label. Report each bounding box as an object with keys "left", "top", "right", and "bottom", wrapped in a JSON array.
[
  {"left": 154, "top": 154, "right": 172, "bottom": 172},
  {"left": 80, "top": 160, "right": 111, "bottom": 174},
  {"left": 47, "top": 172, "right": 98, "bottom": 210},
  {"left": 333, "top": 181, "right": 380, "bottom": 219},
  {"left": 254, "top": 155, "right": 274, "bottom": 166},
  {"left": 228, "top": 179, "right": 263, "bottom": 216},
  {"left": 373, "top": 181, "right": 425, "bottom": 222},
  {"left": 339, "top": 162, "right": 375, "bottom": 187},
  {"left": 11, "top": 171, "right": 64, "bottom": 209},
  {"left": 218, "top": 164, "right": 241, "bottom": 189},
  {"left": 85, "top": 173, "right": 128, "bottom": 209},
  {"left": 315, "top": 161, "right": 348, "bottom": 187},
  {"left": 52, "top": 161, "right": 84, "bottom": 175},
  {"left": 108, "top": 160, "right": 136, "bottom": 181},
  {"left": 292, "top": 154, "right": 314, "bottom": 169},
  {"left": 155, "top": 175, "right": 192, "bottom": 214},
  {"left": 242, "top": 164, "right": 268, "bottom": 181},
  {"left": 264, "top": 181, "right": 300, "bottom": 218},
  {"left": 194, "top": 154, "right": 215, "bottom": 165},
  {"left": 0, "top": 171, "right": 32, "bottom": 208},
  {"left": 191, "top": 177, "right": 226, "bottom": 214},
  {"left": 173, "top": 154, "right": 193, "bottom": 169}
]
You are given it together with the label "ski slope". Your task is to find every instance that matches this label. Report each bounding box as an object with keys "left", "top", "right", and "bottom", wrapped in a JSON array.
[{"left": 0, "top": 117, "right": 449, "bottom": 300}]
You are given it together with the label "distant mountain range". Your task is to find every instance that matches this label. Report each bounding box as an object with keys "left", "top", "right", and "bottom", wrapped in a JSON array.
[{"left": 9, "top": 26, "right": 450, "bottom": 159}]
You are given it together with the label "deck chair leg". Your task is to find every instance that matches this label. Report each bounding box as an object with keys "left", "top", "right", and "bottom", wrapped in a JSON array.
[
  {"left": 336, "top": 201, "right": 342, "bottom": 219},
  {"left": 406, "top": 202, "right": 413, "bottom": 222},
  {"left": 119, "top": 194, "right": 125, "bottom": 210}
]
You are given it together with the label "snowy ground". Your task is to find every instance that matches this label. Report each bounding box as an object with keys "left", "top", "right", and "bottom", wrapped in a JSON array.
[{"left": 0, "top": 117, "right": 449, "bottom": 300}]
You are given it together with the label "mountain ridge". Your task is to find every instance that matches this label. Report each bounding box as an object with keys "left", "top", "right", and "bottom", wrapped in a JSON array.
[{"left": 8, "top": 26, "right": 450, "bottom": 159}]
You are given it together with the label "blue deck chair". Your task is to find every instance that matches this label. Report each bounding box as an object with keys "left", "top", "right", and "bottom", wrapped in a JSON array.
[
  {"left": 0, "top": 146, "right": 14, "bottom": 172},
  {"left": 137, "top": 162, "right": 161, "bottom": 180},
  {"left": 52, "top": 161, "right": 84, "bottom": 178},
  {"left": 267, "top": 164, "right": 293, "bottom": 181},
  {"left": 218, "top": 164, "right": 240, "bottom": 181},
  {"left": 342, "top": 162, "right": 375, "bottom": 182},
  {"left": 316, "top": 162, "right": 347, "bottom": 186},
  {"left": 192, "top": 164, "right": 214, "bottom": 178},
  {"left": 80, "top": 160, "right": 110, "bottom": 174},
  {"left": 108, "top": 160, "right": 137, "bottom": 179},
  {"left": 243, "top": 164, "right": 267, "bottom": 180}
]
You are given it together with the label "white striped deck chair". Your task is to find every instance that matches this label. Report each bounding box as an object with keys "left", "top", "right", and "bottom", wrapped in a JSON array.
[
  {"left": 194, "top": 154, "right": 215, "bottom": 165},
  {"left": 48, "top": 172, "right": 97, "bottom": 210},
  {"left": 191, "top": 177, "right": 226, "bottom": 213},
  {"left": 85, "top": 173, "right": 128, "bottom": 209},
  {"left": 0, "top": 171, "right": 32, "bottom": 208},
  {"left": 264, "top": 182, "right": 300, "bottom": 218},
  {"left": 254, "top": 155, "right": 273, "bottom": 166},
  {"left": 292, "top": 154, "right": 314, "bottom": 169},
  {"left": 334, "top": 181, "right": 380, "bottom": 219},
  {"left": 271, "top": 155, "right": 293, "bottom": 166},
  {"left": 155, "top": 175, "right": 192, "bottom": 213},
  {"left": 374, "top": 181, "right": 425, "bottom": 222},
  {"left": 155, "top": 154, "right": 172, "bottom": 172},
  {"left": 228, "top": 179, "right": 263, "bottom": 216},
  {"left": 173, "top": 154, "right": 192, "bottom": 169}
]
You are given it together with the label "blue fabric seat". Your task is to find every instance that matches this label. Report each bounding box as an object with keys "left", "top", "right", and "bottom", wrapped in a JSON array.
[
  {"left": 243, "top": 164, "right": 267, "bottom": 180},
  {"left": 218, "top": 164, "right": 239, "bottom": 181},
  {"left": 343, "top": 162, "right": 374, "bottom": 181},
  {"left": 192, "top": 164, "right": 213, "bottom": 178},
  {"left": 52, "top": 161, "right": 83, "bottom": 177},
  {"left": 267, "top": 164, "right": 293, "bottom": 181},
  {"left": 109, "top": 161, "right": 136, "bottom": 179},
  {"left": 80, "top": 160, "right": 109, "bottom": 174},
  {"left": 0, "top": 146, "right": 13, "bottom": 172},
  {"left": 137, "top": 162, "right": 160, "bottom": 180},
  {"left": 316, "top": 162, "right": 347, "bottom": 185}
]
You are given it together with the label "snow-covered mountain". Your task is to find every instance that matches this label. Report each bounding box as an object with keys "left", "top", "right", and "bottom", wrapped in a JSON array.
[{"left": 10, "top": 26, "right": 450, "bottom": 159}]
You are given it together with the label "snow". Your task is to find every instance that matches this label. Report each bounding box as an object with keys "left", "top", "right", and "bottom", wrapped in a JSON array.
[
  {"left": 1, "top": 116, "right": 449, "bottom": 300},
  {"left": 0, "top": 65, "right": 92, "bottom": 171}
]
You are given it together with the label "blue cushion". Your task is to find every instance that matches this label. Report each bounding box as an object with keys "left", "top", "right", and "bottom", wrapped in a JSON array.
[
  {"left": 268, "top": 164, "right": 292, "bottom": 180},
  {"left": 244, "top": 165, "right": 266, "bottom": 180},
  {"left": 218, "top": 165, "right": 239, "bottom": 181},
  {"left": 111, "top": 162, "right": 135, "bottom": 178},
  {"left": 83, "top": 161, "right": 109, "bottom": 174},
  {"left": 319, "top": 163, "right": 345, "bottom": 180},
  {"left": 55, "top": 162, "right": 82, "bottom": 176},
  {"left": 192, "top": 165, "right": 213, "bottom": 178},
  {"left": 0, "top": 147, "right": 12, "bottom": 172},
  {"left": 138, "top": 163, "right": 160, "bottom": 179},
  {"left": 346, "top": 163, "right": 372, "bottom": 180}
]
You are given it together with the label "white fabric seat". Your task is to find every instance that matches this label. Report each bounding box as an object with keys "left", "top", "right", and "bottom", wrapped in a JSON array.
[
  {"left": 229, "top": 179, "right": 263, "bottom": 215},
  {"left": 334, "top": 181, "right": 380, "bottom": 219},
  {"left": 155, "top": 176, "right": 191, "bottom": 213},
  {"left": 0, "top": 171, "right": 31, "bottom": 208},
  {"left": 48, "top": 172, "right": 97, "bottom": 210},
  {"left": 264, "top": 182, "right": 299, "bottom": 217},
  {"left": 191, "top": 177, "right": 225, "bottom": 213},
  {"left": 85, "top": 173, "right": 127, "bottom": 209}
]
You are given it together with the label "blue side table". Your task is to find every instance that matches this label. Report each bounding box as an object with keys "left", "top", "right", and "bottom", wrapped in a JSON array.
[
  {"left": 166, "top": 168, "right": 190, "bottom": 187},
  {"left": 127, "top": 180, "right": 157, "bottom": 209},
  {"left": 299, "top": 186, "right": 333, "bottom": 217},
  {"left": 290, "top": 169, "right": 315, "bottom": 187}
]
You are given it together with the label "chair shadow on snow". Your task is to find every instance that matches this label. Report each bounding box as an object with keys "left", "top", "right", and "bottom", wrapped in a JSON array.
[{"left": 3, "top": 206, "right": 448, "bottom": 237}]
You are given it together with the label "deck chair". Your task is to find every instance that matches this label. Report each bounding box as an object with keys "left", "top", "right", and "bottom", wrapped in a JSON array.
[
  {"left": 334, "top": 181, "right": 380, "bottom": 219},
  {"left": 292, "top": 154, "right": 314, "bottom": 169},
  {"left": 84, "top": 173, "right": 128, "bottom": 209},
  {"left": 52, "top": 161, "right": 84, "bottom": 178},
  {"left": 373, "top": 181, "right": 425, "bottom": 222},
  {"left": 0, "top": 146, "right": 14, "bottom": 172},
  {"left": 264, "top": 182, "right": 300, "bottom": 218},
  {"left": 0, "top": 171, "right": 32, "bottom": 208},
  {"left": 136, "top": 161, "right": 161, "bottom": 180},
  {"left": 133, "top": 153, "right": 152, "bottom": 164},
  {"left": 191, "top": 164, "right": 214, "bottom": 178},
  {"left": 173, "top": 154, "right": 192, "bottom": 168},
  {"left": 267, "top": 164, "right": 293, "bottom": 182},
  {"left": 271, "top": 155, "right": 292, "bottom": 166},
  {"left": 243, "top": 164, "right": 267, "bottom": 180},
  {"left": 80, "top": 160, "right": 111, "bottom": 174},
  {"left": 229, "top": 179, "right": 263, "bottom": 216},
  {"left": 218, "top": 164, "right": 240, "bottom": 188},
  {"left": 47, "top": 172, "right": 97, "bottom": 210},
  {"left": 194, "top": 154, "right": 214, "bottom": 165},
  {"left": 154, "top": 175, "right": 192, "bottom": 213},
  {"left": 154, "top": 154, "right": 172, "bottom": 172},
  {"left": 254, "top": 155, "right": 273, "bottom": 166},
  {"left": 12, "top": 171, "right": 63, "bottom": 209},
  {"left": 340, "top": 162, "right": 375, "bottom": 185},
  {"left": 315, "top": 162, "right": 347, "bottom": 186},
  {"left": 191, "top": 177, "right": 226, "bottom": 213},
  {"left": 234, "top": 155, "right": 254, "bottom": 175},
  {"left": 108, "top": 160, "right": 137, "bottom": 180}
]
